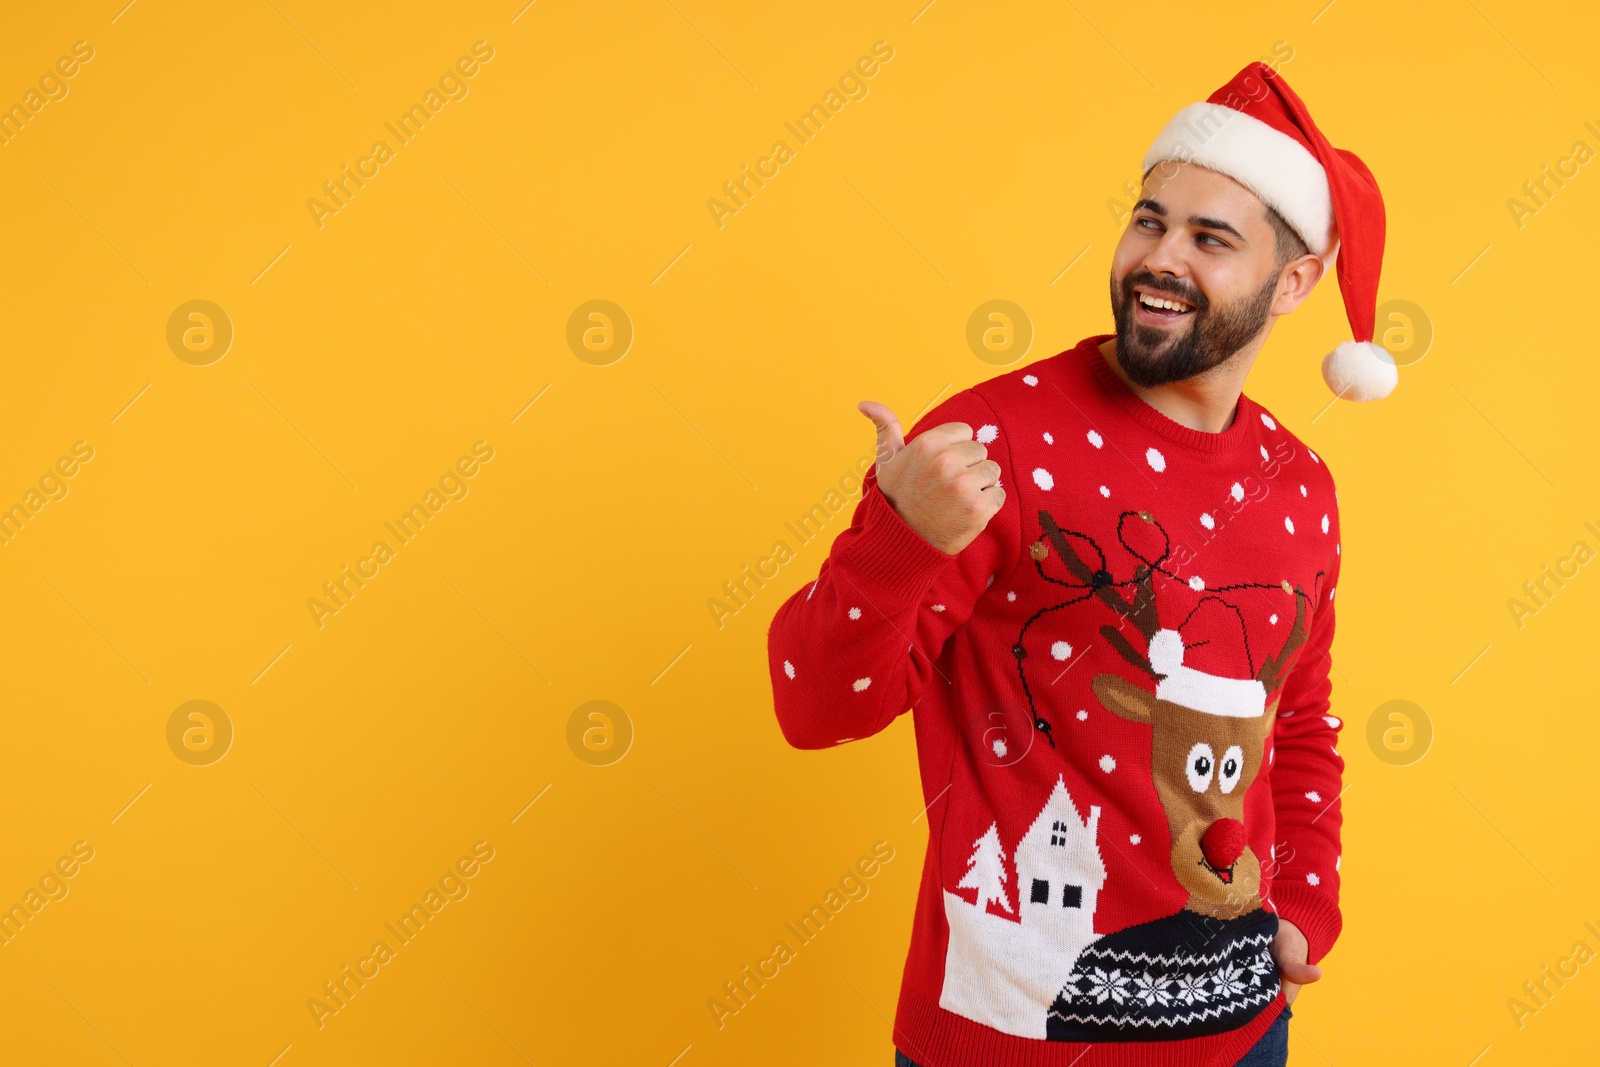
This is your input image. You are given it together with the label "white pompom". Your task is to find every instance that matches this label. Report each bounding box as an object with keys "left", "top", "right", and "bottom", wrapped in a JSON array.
[
  {"left": 1149, "top": 628, "right": 1184, "bottom": 676},
  {"left": 1322, "top": 341, "right": 1397, "bottom": 402}
]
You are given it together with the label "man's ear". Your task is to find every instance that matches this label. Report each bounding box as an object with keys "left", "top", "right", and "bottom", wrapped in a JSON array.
[{"left": 1271, "top": 252, "right": 1326, "bottom": 316}]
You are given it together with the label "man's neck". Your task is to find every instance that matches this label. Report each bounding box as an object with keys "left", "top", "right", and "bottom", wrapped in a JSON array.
[{"left": 1096, "top": 336, "right": 1258, "bottom": 435}]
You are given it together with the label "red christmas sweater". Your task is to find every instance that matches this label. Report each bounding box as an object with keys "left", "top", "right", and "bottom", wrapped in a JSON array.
[{"left": 766, "top": 334, "right": 1345, "bottom": 1067}]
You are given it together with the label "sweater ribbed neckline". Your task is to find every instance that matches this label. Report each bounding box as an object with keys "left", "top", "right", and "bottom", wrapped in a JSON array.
[{"left": 1081, "top": 333, "right": 1257, "bottom": 456}]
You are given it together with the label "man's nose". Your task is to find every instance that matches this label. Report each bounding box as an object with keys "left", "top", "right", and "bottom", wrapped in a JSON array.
[{"left": 1142, "top": 230, "right": 1189, "bottom": 279}]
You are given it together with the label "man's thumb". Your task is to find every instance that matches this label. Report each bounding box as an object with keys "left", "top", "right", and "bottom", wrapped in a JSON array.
[{"left": 858, "top": 401, "right": 905, "bottom": 465}]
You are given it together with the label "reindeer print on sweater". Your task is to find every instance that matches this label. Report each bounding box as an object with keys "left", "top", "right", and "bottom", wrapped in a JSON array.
[{"left": 941, "top": 504, "right": 1311, "bottom": 1040}]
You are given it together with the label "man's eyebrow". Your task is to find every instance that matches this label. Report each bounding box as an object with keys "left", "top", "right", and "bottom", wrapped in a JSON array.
[
  {"left": 1132, "top": 198, "right": 1249, "bottom": 244},
  {"left": 1190, "top": 215, "right": 1247, "bottom": 242}
]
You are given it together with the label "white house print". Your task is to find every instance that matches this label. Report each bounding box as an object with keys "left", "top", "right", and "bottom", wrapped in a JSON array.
[{"left": 939, "top": 774, "right": 1106, "bottom": 1038}]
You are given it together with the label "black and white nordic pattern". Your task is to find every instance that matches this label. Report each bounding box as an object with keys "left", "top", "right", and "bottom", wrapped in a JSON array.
[{"left": 1046, "top": 908, "right": 1282, "bottom": 1041}]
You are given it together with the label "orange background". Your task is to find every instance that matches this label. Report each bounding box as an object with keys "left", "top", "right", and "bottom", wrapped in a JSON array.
[{"left": 0, "top": 1, "right": 1595, "bottom": 1064}]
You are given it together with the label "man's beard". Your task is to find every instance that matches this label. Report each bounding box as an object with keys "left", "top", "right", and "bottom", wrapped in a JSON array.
[{"left": 1109, "top": 267, "right": 1279, "bottom": 388}]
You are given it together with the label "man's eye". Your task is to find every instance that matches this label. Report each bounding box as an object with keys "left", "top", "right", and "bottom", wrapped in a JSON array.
[
  {"left": 1136, "top": 217, "right": 1159, "bottom": 230},
  {"left": 1198, "top": 233, "right": 1227, "bottom": 247}
]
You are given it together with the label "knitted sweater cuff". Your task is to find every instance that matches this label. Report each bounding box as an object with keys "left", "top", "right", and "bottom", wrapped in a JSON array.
[
  {"left": 1271, "top": 881, "right": 1343, "bottom": 966},
  {"left": 833, "top": 487, "right": 956, "bottom": 602}
]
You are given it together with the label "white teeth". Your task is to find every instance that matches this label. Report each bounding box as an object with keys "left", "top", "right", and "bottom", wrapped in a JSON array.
[{"left": 1139, "top": 292, "right": 1192, "bottom": 312}]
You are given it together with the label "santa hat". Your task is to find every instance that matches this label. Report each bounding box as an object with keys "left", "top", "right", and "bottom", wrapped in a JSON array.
[
  {"left": 1148, "top": 626, "right": 1266, "bottom": 718},
  {"left": 1141, "top": 61, "right": 1396, "bottom": 402}
]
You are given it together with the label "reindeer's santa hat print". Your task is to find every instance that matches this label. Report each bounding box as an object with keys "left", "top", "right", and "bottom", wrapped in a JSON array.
[
  {"left": 1148, "top": 625, "right": 1267, "bottom": 720},
  {"left": 1142, "top": 61, "right": 1395, "bottom": 402}
]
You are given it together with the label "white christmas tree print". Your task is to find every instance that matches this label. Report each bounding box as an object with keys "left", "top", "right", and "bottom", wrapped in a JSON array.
[{"left": 957, "top": 823, "right": 1014, "bottom": 915}]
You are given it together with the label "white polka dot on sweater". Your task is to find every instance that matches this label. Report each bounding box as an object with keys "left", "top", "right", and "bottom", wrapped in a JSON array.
[
  {"left": 1098, "top": 485, "right": 1110, "bottom": 497},
  {"left": 1076, "top": 709, "right": 1088, "bottom": 721},
  {"left": 1259, "top": 445, "right": 1270, "bottom": 463},
  {"left": 1006, "top": 591, "right": 1016, "bottom": 601},
  {"left": 1335, "top": 854, "right": 1341, "bottom": 871},
  {"left": 1306, "top": 872, "right": 1320, "bottom": 885},
  {"left": 1200, "top": 513, "right": 1214, "bottom": 530},
  {"left": 1146, "top": 447, "right": 1166, "bottom": 472},
  {"left": 1188, "top": 575, "right": 1205, "bottom": 590},
  {"left": 1230, "top": 482, "right": 1244, "bottom": 501},
  {"left": 1130, "top": 833, "right": 1142, "bottom": 844},
  {"left": 1285, "top": 516, "right": 1295, "bottom": 534},
  {"left": 852, "top": 677, "right": 871, "bottom": 692},
  {"left": 1299, "top": 484, "right": 1307, "bottom": 496},
  {"left": 783, "top": 660, "right": 795, "bottom": 679},
  {"left": 1033, "top": 468, "right": 1055, "bottom": 490},
  {"left": 1051, "top": 641, "right": 1072, "bottom": 661},
  {"left": 931, "top": 604, "right": 946, "bottom": 612},
  {"left": 1087, "top": 429, "right": 1103, "bottom": 448},
  {"left": 1043, "top": 432, "right": 1054, "bottom": 444},
  {"left": 1269, "top": 613, "right": 1278, "bottom": 624},
  {"left": 976, "top": 424, "right": 998, "bottom": 444},
  {"left": 1099, "top": 754, "right": 1116, "bottom": 772},
  {"left": 1023, "top": 374, "right": 1039, "bottom": 386},
  {"left": 1324, "top": 715, "right": 1341, "bottom": 729},
  {"left": 1322, "top": 514, "right": 1330, "bottom": 534},
  {"left": 848, "top": 607, "right": 861, "bottom": 620},
  {"left": 992, "top": 738, "right": 1007, "bottom": 758},
  {"left": 1305, "top": 791, "right": 1321, "bottom": 803},
  {"left": 1308, "top": 448, "right": 1320, "bottom": 464},
  {"left": 1260, "top": 413, "right": 1277, "bottom": 430}
]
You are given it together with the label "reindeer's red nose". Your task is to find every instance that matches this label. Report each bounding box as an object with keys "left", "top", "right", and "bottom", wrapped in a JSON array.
[{"left": 1200, "top": 818, "right": 1247, "bottom": 870}]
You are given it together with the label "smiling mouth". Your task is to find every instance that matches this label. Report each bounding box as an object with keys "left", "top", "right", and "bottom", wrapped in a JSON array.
[
  {"left": 1198, "top": 857, "right": 1235, "bottom": 884},
  {"left": 1134, "top": 289, "right": 1198, "bottom": 324}
]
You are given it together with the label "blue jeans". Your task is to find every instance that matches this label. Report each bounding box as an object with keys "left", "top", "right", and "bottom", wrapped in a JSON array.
[{"left": 894, "top": 1001, "right": 1292, "bottom": 1067}]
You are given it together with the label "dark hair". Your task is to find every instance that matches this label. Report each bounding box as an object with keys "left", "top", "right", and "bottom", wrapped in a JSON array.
[{"left": 1262, "top": 202, "right": 1309, "bottom": 272}]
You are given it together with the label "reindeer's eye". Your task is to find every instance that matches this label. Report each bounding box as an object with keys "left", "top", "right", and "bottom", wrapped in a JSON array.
[
  {"left": 1218, "top": 745, "right": 1244, "bottom": 794},
  {"left": 1185, "top": 742, "right": 1216, "bottom": 793}
]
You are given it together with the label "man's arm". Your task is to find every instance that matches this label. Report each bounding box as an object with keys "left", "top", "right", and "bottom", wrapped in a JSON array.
[
  {"left": 1268, "top": 534, "right": 1345, "bottom": 969},
  {"left": 766, "top": 389, "right": 1021, "bottom": 750}
]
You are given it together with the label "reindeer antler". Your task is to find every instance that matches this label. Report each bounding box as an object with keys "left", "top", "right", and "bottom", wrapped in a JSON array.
[
  {"left": 1255, "top": 580, "right": 1312, "bottom": 695},
  {"left": 1038, "top": 509, "right": 1162, "bottom": 680}
]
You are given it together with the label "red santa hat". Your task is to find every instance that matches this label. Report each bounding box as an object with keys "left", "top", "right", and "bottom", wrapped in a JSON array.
[{"left": 1141, "top": 61, "right": 1396, "bottom": 401}]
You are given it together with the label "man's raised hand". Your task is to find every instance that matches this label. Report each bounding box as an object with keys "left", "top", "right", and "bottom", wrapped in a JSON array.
[{"left": 857, "top": 400, "right": 1004, "bottom": 556}]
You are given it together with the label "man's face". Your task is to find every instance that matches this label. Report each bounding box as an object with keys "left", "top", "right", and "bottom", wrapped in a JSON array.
[{"left": 1108, "top": 162, "right": 1287, "bottom": 388}]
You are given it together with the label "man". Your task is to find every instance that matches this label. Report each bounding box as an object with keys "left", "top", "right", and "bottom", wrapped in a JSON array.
[{"left": 765, "top": 62, "right": 1392, "bottom": 1067}]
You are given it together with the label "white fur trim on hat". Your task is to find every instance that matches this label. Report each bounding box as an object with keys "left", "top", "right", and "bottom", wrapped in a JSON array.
[
  {"left": 1142, "top": 102, "right": 1336, "bottom": 257},
  {"left": 1322, "top": 340, "right": 1398, "bottom": 401},
  {"left": 1149, "top": 628, "right": 1267, "bottom": 718}
]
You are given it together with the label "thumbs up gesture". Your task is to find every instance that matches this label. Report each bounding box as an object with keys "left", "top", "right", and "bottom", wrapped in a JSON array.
[{"left": 858, "top": 400, "right": 1005, "bottom": 556}]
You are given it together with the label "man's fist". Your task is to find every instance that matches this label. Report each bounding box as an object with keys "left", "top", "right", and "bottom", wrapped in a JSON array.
[{"left": 858, "top": 400, "right": 1005, "bottom": 556}]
